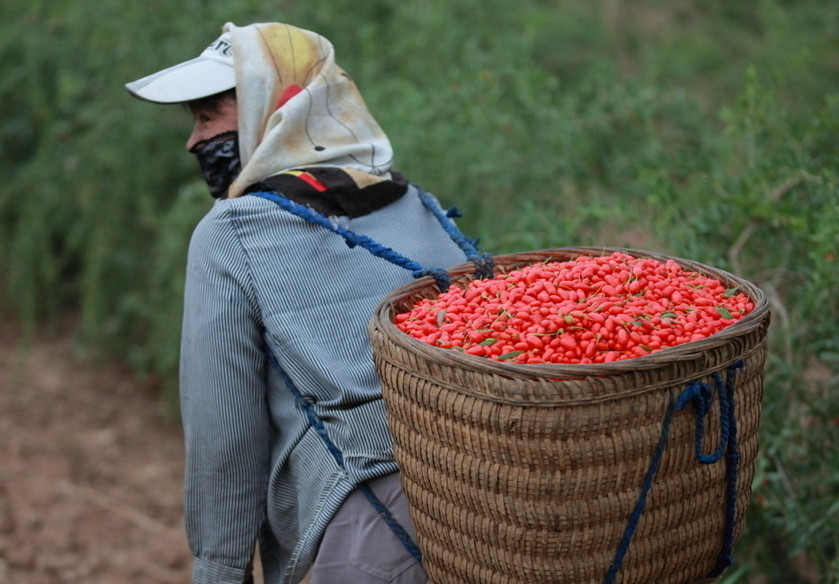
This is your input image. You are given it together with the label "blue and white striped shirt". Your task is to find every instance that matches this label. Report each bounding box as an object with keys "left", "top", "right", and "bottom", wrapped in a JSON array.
[{"left": 179, "top": 184, "right": 468, "bottom": 584}]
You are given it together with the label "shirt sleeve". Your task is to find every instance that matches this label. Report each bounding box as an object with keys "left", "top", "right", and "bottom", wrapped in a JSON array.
[{"left": 179, "top": 207, "right": 270, "bottom": 584}]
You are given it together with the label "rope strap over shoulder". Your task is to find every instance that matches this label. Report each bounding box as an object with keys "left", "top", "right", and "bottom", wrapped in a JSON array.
[
  {"left": 249, "top": 185, "right": 494, "bottom": 291},
  {"left": 602, "top": 360, "right": 745, "bottom": 584},
  {"left": 413, "top": 185, "right": 495, "bottom": 281}
]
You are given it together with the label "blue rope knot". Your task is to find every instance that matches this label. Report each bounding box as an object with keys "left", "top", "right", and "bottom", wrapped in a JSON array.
[
  {"left": 602, "top": 360, "right": 746, "bottom": 584},
  {"left": 412, "top": 267, "right": 452, "bottom": 292},
  {"left": 676, "top": 378, "right": 730, "bottom": 464},
  {"left": 471, "top": 253, "right": 496, "bottom": 280}
]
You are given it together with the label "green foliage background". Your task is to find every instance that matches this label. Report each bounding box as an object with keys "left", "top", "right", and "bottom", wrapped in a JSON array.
[{"left": 2, "top": 0, "right": 837, "bottom": 581}]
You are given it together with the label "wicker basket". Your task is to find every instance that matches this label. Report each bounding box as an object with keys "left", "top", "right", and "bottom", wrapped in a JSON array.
[{"left": 368, "top": 248, "right": 770, "bottom": 584}]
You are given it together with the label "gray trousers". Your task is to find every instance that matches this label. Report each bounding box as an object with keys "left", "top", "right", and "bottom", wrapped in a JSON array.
[{"left": 303, "top": 472, "right": 427, "bottom": 584}]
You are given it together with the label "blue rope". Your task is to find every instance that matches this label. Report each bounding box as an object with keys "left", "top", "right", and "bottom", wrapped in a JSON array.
[
  {"left": 250, "top": 190, "right": 453, "bottom": 291},
  {"left": 602, "top": 360, "right": 745, "bottom": 584},
  {"left": 601, "top": 390, "right": 676, "bottom": 584},
  {"left": 263, "top": 348, "right": 423, "bottom": 563},
  {"left": 249, "top": 185, "right": 495, "bottom": 290},
  {"left": 413, "top": 185, "right": 495, "bottom": 280},
  {"left": 357, "top": 483, "right": 424, "bottom": 562},
  {"left": 714, "top": 361, "right": 745, "bottom": 576}
]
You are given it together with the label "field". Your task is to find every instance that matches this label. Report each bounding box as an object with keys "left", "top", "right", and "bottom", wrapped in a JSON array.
[{"left": 2, "top": 0, "right": 838, "bottom": 582}]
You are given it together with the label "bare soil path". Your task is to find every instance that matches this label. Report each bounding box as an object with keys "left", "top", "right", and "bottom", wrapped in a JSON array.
[{"left": 0, "top": 321, "right": 192, "bottom": 583}]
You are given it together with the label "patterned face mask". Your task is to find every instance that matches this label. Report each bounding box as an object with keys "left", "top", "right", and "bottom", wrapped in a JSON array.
[{"left": 190, "top": 131, "right": 242, "bottom": 199}]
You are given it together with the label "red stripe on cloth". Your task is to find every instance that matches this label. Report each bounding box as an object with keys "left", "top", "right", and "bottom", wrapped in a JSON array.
[{"left": 297, "top": 172, "right": 329, "bottom": 192}]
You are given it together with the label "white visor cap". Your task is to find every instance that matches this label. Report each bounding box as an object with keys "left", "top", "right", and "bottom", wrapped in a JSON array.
[{"left": 125, "top": 33, "right": 235, "bottom": 104}]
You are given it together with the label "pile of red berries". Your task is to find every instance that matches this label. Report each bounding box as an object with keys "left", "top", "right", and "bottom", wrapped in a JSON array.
[{"left": 394, "top": 252, "right": 754, "bottom": 364}]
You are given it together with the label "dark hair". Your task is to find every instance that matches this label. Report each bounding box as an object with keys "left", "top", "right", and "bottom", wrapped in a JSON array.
[{"left": 186, "top": 88, "right": 237, "bottom": 113}]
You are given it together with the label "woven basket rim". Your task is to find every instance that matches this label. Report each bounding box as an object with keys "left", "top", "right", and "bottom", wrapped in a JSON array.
[{"left": 372, "top": 247, "right": 770, "bottom": 381}]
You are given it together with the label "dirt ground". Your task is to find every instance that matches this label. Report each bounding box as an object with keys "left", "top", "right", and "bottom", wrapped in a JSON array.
[{"left": 0, "top": 321, "right": 194, "bottom": 583}]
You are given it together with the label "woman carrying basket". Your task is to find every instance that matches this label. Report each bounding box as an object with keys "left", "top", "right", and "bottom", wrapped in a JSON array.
[{"left": 126, "top": 21, "right": 472, "bottom": 584}]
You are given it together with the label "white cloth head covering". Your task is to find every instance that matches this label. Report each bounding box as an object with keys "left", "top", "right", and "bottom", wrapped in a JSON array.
[
  {"left": 224, "top": 22, "right": 394, "bottom": 198},
  {"left": 126, "top": 22, "right": 394, "bottom": 198}
]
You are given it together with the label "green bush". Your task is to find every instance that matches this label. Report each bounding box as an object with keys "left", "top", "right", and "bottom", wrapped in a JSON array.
[{"left": 2, "top": 0, "right": 837, "bottom": 581}]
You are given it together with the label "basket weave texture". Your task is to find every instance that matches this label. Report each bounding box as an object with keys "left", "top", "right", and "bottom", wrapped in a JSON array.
[{"left": 368, "top": 248, "right": 770, "bottom": 584}]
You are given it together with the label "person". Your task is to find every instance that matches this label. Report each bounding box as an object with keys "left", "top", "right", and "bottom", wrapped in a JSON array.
[{"left": 125, "top": 21, "right": 477, "bottom": 584}]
